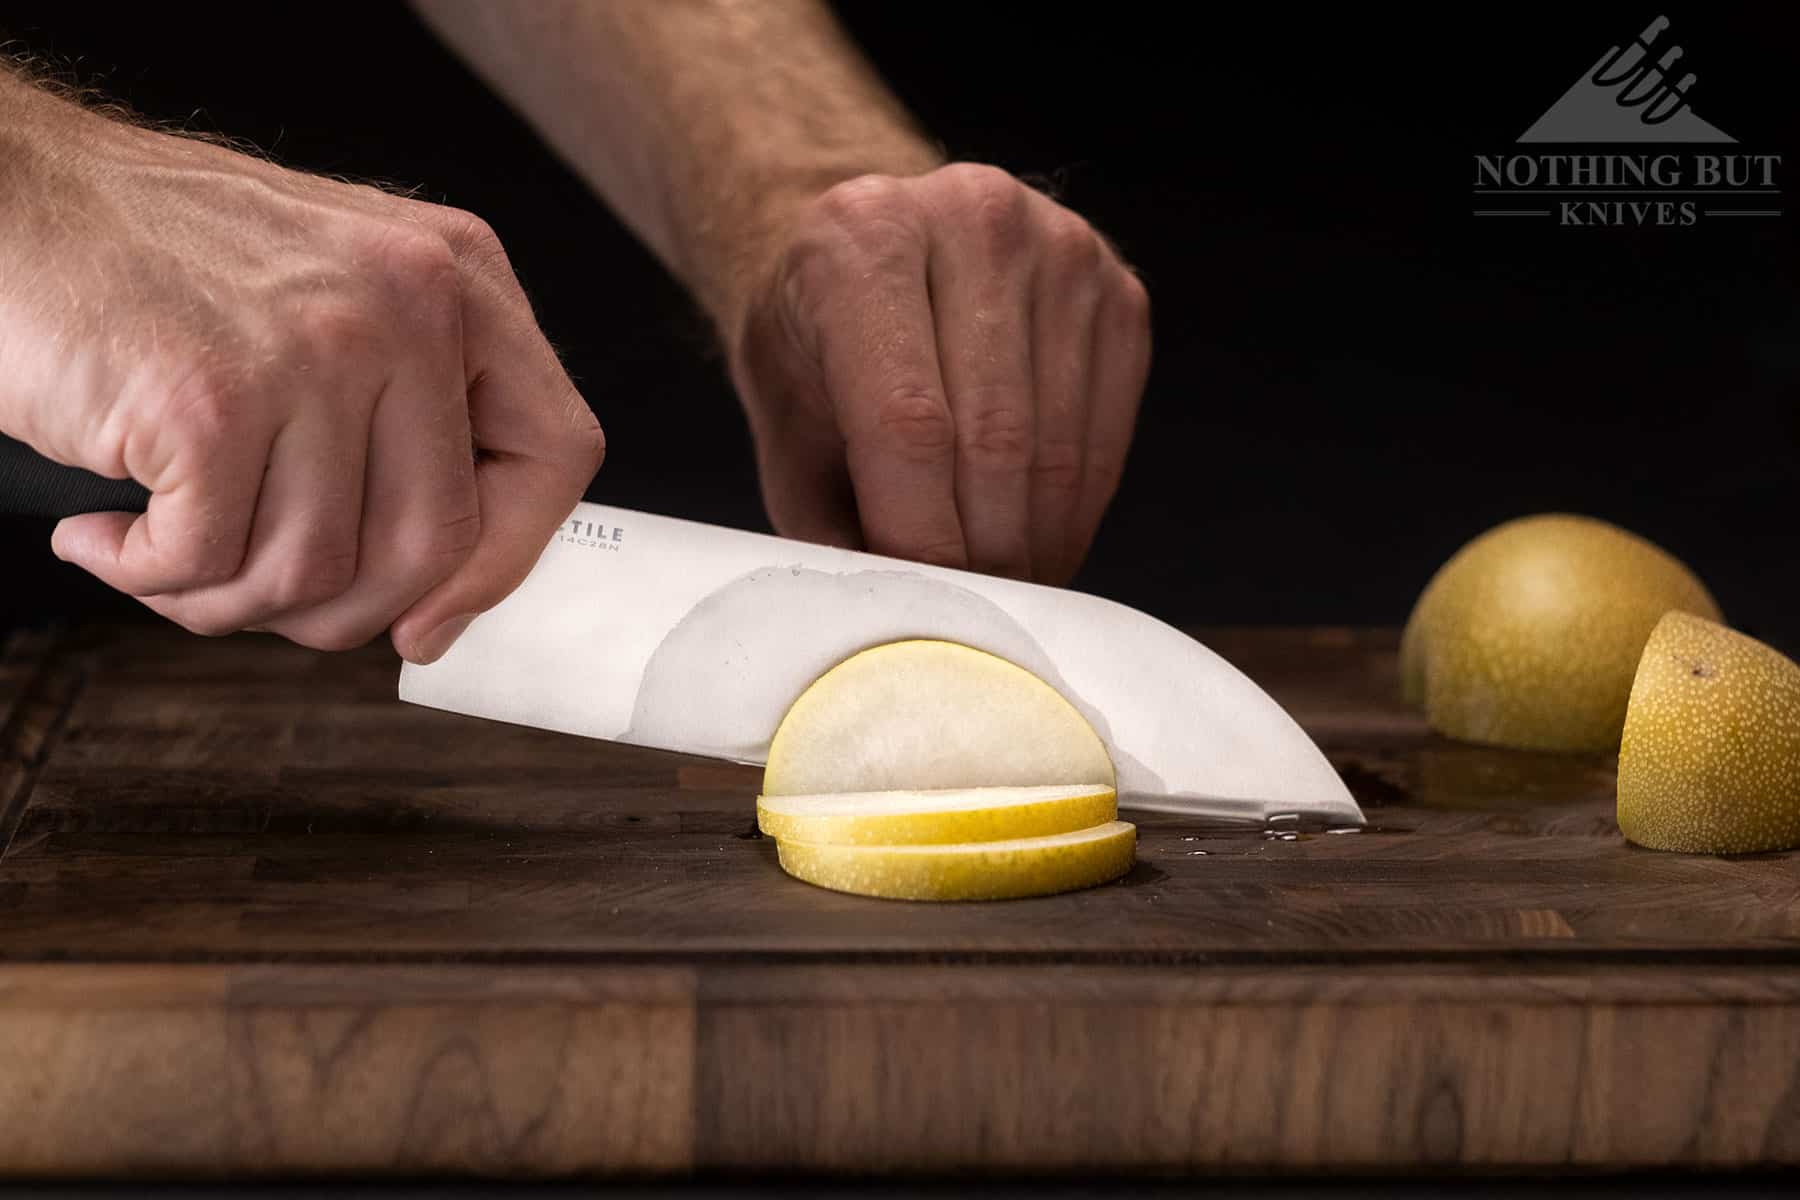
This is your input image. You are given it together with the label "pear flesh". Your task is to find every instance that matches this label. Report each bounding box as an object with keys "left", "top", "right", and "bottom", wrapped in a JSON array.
[
  {"left": 760, "top": 640, "right": 1130, "bottom": 899},
  {"left": 763, "top": 639, "right": 1116, "bottom": 796},
  {"left": 756, "top": 784, "right": 1118, "bottom": 847},
  {"left": 776, "top": 821, "right": 1138, "bottom": 901},
  {"left": 1618, "top": 612, "right": 1800, "bottom": 855}
]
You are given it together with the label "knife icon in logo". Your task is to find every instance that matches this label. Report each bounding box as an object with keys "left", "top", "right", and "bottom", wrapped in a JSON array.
[{"left": 1520, "top": 15, "right": 1735, "bottom": 143}]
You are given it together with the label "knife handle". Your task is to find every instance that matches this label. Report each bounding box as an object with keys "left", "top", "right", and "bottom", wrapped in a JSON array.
[{"left": 0, "top": 436, "right": 151, "bottom": 518}]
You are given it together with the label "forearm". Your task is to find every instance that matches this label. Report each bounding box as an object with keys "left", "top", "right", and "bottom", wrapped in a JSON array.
[
  {"left": 0, "top": 60, "right": 119, "bottom": 447},
  {"left": 0, "top": 55, "right": 66, "bottom": 130},
  {"left": 0, "top": 60, "right": 89, "bottom": 210},
  {"left": 410, "top": 0, "right": 943, "bottom": 335},
  {"left": 0, "top": 59, "right": 175, "bottom": 271}
]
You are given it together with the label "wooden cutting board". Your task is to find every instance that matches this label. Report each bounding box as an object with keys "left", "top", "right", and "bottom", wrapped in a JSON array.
[{"left": 1, "top": 623, "right": 1796, "bottom": 1177}]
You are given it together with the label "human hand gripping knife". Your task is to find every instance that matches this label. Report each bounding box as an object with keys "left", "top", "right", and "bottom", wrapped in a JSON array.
[{"left": 401, "top": 502, "right": 1363, "bottom": 824}]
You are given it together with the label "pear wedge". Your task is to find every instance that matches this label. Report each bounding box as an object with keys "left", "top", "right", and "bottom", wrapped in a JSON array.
[
  {"left": 1618, "top": 612, "right": 1800, "bottom": 854},
  {"left": 1402, "top": 514, "right": 1719, "bottom": 750}
]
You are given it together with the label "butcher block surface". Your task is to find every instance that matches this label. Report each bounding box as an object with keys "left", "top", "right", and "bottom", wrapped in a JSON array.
[{"left": 1, "top": 623, "right": 1797, "bottom": 1177}]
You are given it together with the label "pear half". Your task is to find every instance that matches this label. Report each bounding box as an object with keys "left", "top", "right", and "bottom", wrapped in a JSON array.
[
  {"left": 1618, "top": 612, "right": 1800, "bottom": 854},
  {"left": 1401, "top": 514, "right": 1720, "bottom": 751},
  {"left": 757, "top": 783, "right": 1117, "bottom": 846},
  {"left": 762, "top": 639, "right": 1116, "bottom": 796},
  {"left": 776, "top": 821, "right": 1138, "bottom": 901}
]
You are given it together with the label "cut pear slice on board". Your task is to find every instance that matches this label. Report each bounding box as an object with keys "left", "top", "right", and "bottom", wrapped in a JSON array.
[
  {"left": 762, "top": 640, "right": 1115, "bottom": 796},
  {"left": 756, "top": 783, "right": 1117, "bottom": 846},
  {"left": 776, "top": 820, "right": 1137, "bottom": 901}
]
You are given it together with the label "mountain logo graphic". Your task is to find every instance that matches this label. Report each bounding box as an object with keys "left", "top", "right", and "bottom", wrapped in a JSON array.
[{"left": 1520, "top": 15, "right": 1734, "bottom": 143}]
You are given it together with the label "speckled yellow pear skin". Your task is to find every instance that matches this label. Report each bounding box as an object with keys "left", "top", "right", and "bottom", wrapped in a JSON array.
[
  {"left": 1618, "top": 613, "right": 1800, "bottom": 855},
  {"left": 1401, "top": 514, "right": 1721, "bottom": 751},
  {"left": 775, "top": 822, "right": 1137, "bottom": 901}
]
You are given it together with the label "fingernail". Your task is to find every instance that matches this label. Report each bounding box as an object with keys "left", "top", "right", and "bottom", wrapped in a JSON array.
[{"left": 408, "top": 613, "right": 477, "bottom": 666}]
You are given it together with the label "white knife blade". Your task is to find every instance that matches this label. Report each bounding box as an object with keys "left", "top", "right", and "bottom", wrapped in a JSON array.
[{"left": 399, "top": 502, "right": 1363, "bottom": 824}]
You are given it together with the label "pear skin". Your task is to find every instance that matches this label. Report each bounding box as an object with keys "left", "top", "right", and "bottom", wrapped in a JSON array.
[
  {"left": 1402, "top": 514, "right": 1720, "bottom": 751},
  {"left": 1618, "top": 612, "right": 1800, "bottom": 854},
  {"left": 775, "top": 821, "right": 1137, "bottom": 901}
]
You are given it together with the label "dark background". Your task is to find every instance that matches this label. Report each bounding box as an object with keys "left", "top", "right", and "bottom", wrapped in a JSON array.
[{"left": 2, "top": 2, "right": 1794, "bottom": 641}]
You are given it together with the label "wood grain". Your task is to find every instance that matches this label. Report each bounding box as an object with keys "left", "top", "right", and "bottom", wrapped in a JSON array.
[
  {"left": 0, "top": 964, "right": 693, "bottom": 1176},
  {"left": 695, "top": 966, "right": 1800, "bottom": 1172},
  {"left": 0, "top": 623, "right": 1796, "bottom": 1176}
]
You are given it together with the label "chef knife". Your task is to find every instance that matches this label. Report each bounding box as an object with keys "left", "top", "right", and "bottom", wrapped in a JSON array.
[{"left": 1, "top": 434, "right": 1364, "bottom": 824}]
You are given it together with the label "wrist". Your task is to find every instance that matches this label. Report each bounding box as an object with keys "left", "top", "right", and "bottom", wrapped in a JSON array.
[{"left": 694, "top": 137, "right": 945, "bottom": 350}]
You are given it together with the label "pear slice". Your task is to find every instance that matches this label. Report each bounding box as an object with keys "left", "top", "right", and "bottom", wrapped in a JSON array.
[
  {"left": 776, "top": 820, "right": 1137, "bottom": 901},
  {"left": 1618, "top": 612, "right": 1800, "bottom": 854},
  {"left": 762, "top": 640, "right": 1115, "bottom": 796},
  {"left": 756, "top": 783, "right": 1117, "bottom": 847}
]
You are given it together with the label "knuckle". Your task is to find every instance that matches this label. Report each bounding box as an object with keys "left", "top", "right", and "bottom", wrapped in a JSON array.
[
  {"left": 776, "top": 233, "right": 838, "bottom": 297},
  {"left": 181, "top": 549, "right": 243, "bottom": 588},
  {"left": 441, "top": 209, "right": 507, "bottom": 262},
  {"left": 751, "top": 246, "right": 834, "bottom": 375},
  {"left": 566, "top": 410, "right": 607, "bottom": 475},
  {"left": 772, "top": 236, "right": 850, "bottom": 339},
  {"left": 269, "top": 546, "right": 358, "bottom": 611},
  {"left": 447, "top": 211, "right": 523, "bottom": 296},
  {"left": 153, "top": 364, "right": 242, "bottom": 454},
  {"left": 959, "top": 402, "right": 1033, "bottom": 469},
  {"left": 1112, "top": 270, "right": 1152, "bottom": 328},
  {"left": 367, "top": 223, "right": 459, "bottom": 292},
  {"left": 809, "top": 175, "right": 923, "bottom": 260},
  {"left": 872, "top": 387, "right": 956, "bottom": 461},
  {"left": 1085, "top": 441, "right": 1131, "bottom": 495},
  {"left": 975, "top": 201, "right": 1029, "bottom": 260},
  {"left": 291, "top": 297, "right": 380, "bottom": 359},
  {"left": 172, "top": 610, "right": 239, "bottom": 639},
  {"left": 892, "top": 535, "right": 968, "bottom": 570},
  {"left": 815, "top": 173, "right": 909, "bottom": 224},
  {"left": 1043, "top": 214, "right": 1102, "bottom": 274},
  {"left": 550, "top": 406, "right": 608, "bottom": 474},
  {"left": 132, "top": 368, "right": 255, "bottom": 585},
  {"left": 400, "top": 508, "right": 482, "bottom": 577},
  {"left": 943, "top": 164, "right": 1029, "bottom": 253},
  {"left": 289, "top": 626, "right": 374, "bottom": 653},
  {"left": 1031, "top": 438, "right": 1085, "bottom": 492},
  {"left": 939, "top": 161, "right": 1018, "bottom": 201}
]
